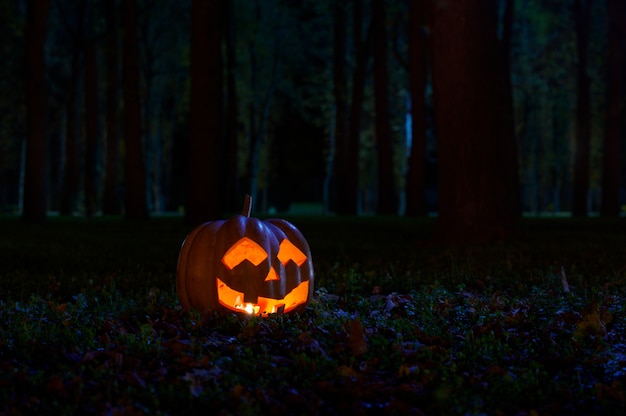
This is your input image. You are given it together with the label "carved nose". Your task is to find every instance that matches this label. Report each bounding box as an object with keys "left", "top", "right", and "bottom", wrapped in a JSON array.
[{"left": 265, "top": 267, "right": 280, "bottom": 281}]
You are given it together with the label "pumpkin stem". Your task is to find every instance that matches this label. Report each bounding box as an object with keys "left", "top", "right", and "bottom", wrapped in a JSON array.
[{"left": 242, "top": 194, "right": 252, "bottom": 217}]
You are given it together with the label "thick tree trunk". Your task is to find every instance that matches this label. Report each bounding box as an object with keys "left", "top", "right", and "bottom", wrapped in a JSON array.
[
  {"left": 103, "top": 0, "right": 120, "bottom": 215},
  {"left": 601, "top": 0, "right": 625, "bottom": 217},
  {"left": 405, "top": 0, "right": 428, "bottom": 217},
  {"left": 430, "top": 0, "right": 518, "bottom": 243},
  {"left": 186, "top": 0, "right": 222, "bottom": 225},
  {"left": 122, "top": 0, "right": 149, "bottom": 220},
  {"left": 372, "top": 0, "right": 397, "bottom": 215},
  {"left": 224, "top": 0, "right": 240, "bottom": 213},
  {"left": 23, "top": 0, "right": 50, "bottom": 223},
  {"left": 572, "top": 0, "right": 591, "bottom": 217}
]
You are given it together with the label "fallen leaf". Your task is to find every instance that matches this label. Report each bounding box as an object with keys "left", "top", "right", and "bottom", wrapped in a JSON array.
[
  {"left": 337, "top": 365, "right": 358, "bottom": 379},
  {"left": 574, "top": 313, "right": 607, "bottom": 339},
  {"left": 349, "top": 318, "right": 367, "bottom": 357}
]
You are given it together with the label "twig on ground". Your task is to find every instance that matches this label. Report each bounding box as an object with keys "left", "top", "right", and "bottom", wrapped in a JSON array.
[{"left": 561, "top": 265, "right": 570, "bottom": 293}]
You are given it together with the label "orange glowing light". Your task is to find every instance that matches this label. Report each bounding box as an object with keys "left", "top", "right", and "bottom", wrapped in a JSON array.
[
  {"left": 216, "top": 277, "right": 309, "bottom": 315},
  {"left": 222, "top": 237, "right": 268, "bottom": 269}
]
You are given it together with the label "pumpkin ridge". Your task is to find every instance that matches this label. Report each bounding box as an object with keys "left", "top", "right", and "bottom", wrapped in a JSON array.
[{"left": 176, "top": 222, "right": 216, "bottom": 309}]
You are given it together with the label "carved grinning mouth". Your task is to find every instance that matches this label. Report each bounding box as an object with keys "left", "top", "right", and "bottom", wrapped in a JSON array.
[{"left": 216, "top": 277, "right": 309, "bottom": 315}]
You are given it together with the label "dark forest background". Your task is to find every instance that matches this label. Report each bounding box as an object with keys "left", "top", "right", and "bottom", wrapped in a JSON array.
[{"left": 1, "top": 0, "right": 625, "bottom": 242}]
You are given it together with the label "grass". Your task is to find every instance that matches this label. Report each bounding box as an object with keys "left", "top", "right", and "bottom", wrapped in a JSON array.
[{"left": 1, "top": 215, "right": 626, "bottom": 414}]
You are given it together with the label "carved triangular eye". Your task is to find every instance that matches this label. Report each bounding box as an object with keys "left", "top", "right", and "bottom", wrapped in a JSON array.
[
  {"left": 277, "top": 239, "right": 307, "bottom": 266},
  {"left": 222, "top": 237, "right": 268, "bottom": 270}
]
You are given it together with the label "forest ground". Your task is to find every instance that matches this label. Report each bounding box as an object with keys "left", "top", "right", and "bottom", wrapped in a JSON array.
[{"left": 1, "top": 215, "right": 625, "bottom": 414}]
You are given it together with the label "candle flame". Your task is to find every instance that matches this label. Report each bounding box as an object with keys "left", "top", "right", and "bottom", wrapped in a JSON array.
[
  {"left": 233, "top": 298, "right": 259, "bottom": 315},
  {"left": 244, "top": 303, "right": 254, "bottom": 314}
]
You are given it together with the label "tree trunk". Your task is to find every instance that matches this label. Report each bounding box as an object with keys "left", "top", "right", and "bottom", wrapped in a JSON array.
[
  {"left": 405, "top": 0, "right": 428, "bottom": 217},
  {"left": 601, "top": 0, "right": 625, "bottom": 216},
  {"left": 430, "top": 0, "right": 518, "bottom": 244},
  {"left": 332, "top": 1, "right": 350, "bottom": 214},
  {"left": 59, "top": 89, "right": 78, "bottom": 215},
  {"left": 498, "top": 0, "right": 521, "bottom": 217},
  {"left": 244, "top": 1, "right": 277, "bottom": 212},
  {"left": 57, "top": 0, "right": 87, "bottom": 216},
  {"left": 84, "top": 38, "right": 98, "bottom": 217},
  {"left": 103, "top": 0, "right": 120, "bottom": 215},
  {"left": 22, "top": 0, "right": 50, "bottom": 223},
  {"left": 186, "top": 0, "right": 222, "bottom": 225},
  {"left": 572, "top": 0, "right": 591, "bottom": 217},
  {"left": 372, "top": 0, "right": 397, "bottom": 215},
  {"left": 224, "top": 0, "right": 240, "bottom": 213},
  {"left": 142, "top": 42, "right": 164, "bottom": 213},
  {"left": 346, "top": 0, "right": 371, "bottom": 215},
  {"left": 122, "top": 0, "right": 148, "bottom": 220},
  {"left": 59, "top": 41, "right": 80, "bottom": 215}
]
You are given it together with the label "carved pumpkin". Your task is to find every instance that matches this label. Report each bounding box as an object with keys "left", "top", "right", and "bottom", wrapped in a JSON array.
[{"left": 176, "top": 195, "right": 314, "bottom": 316}]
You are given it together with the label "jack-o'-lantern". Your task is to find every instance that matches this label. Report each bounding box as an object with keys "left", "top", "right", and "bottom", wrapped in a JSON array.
[{"left": 176, "top": 195, "right": 314, "bottom": 316}]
